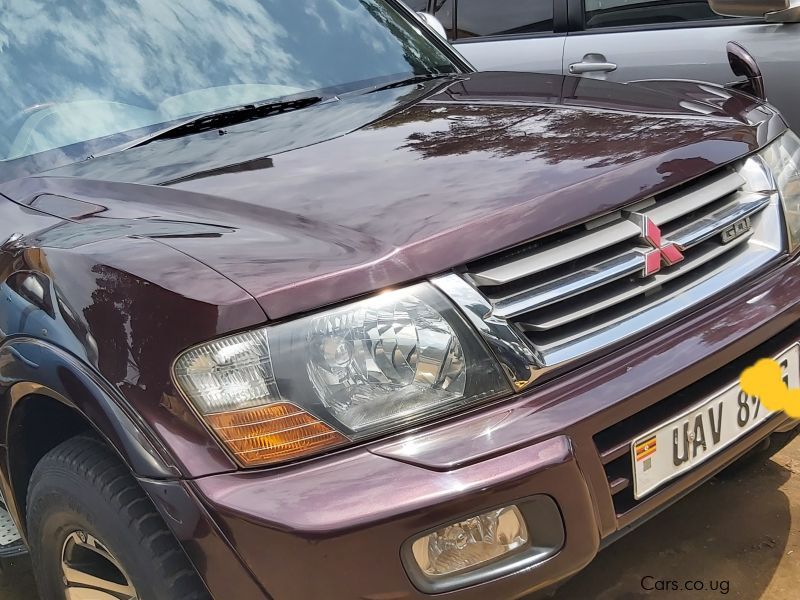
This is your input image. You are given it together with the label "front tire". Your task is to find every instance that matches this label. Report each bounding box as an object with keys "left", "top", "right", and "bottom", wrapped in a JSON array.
[{"left": 27, "top": 435, "right": 209, "bottom": 600}]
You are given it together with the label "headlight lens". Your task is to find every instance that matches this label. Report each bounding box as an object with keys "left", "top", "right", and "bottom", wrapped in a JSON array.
[
  {"left": 761, "top": 130, "right": 800, "bottom": 251},
  {"left": 173, "top": 284, "right": 511, "bottom": 466}
]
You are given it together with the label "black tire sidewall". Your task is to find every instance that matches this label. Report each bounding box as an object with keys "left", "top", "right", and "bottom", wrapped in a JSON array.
[{"left": 29, "top": 460, "right": 169, "bottom": 600}]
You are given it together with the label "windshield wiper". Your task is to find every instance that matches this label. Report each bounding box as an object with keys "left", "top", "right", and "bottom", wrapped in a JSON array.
[
  {"left": 367, "top": 73, "right": 456, "bottom": 94},
  {"left": 124, "top": 95, "right": 324, "bottom": 150}
]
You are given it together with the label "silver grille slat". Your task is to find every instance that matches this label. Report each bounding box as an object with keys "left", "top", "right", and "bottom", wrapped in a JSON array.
[
  {"left": 667, "top": 191, "right": 769, "bottom": 249},
  {"left": 644, "top": 171, "right": 745, "bottom": 225},
  {"left": 435, "top": 156, "right": 786, "bottom": 389},
  {"left": 472, "top": 220, "right": 641, "bottom": 286},
  {"left": 493, "top": 252, "right": 643, "bottom": 318}
]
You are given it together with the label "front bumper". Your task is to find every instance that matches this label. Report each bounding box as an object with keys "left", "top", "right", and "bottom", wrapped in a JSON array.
[{"left": 189, "top": 254, "right": 800, "bottom": 600}]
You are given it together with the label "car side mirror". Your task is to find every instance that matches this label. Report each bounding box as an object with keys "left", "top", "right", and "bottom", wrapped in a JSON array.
[
  {"left": 726, "top": 41, "right": 766, "bottom": 101},
  {"left": 417, "top": 12, "right": 447, "bottom": 38},
  {"left": 709, "top": 0, "right": 800, "bottom": 22}
]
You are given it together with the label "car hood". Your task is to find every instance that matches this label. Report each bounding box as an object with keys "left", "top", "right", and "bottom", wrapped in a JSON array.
[{"left": 1, "top": 72, "right": 784, "bottom": 320}]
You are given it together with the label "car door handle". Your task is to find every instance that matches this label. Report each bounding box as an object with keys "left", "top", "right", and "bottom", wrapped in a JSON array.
[{"left": 569, "top": 61, "right": 618, "bottom": 74}]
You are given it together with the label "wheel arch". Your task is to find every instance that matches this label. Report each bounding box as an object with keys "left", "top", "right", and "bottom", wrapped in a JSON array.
[{"left": 0, "top": 337, "right": 180, "bottom": 539}]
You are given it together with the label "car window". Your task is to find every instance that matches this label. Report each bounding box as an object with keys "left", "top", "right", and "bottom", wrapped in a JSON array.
[
  {"left": 584, "top": 0, "right": 731, "bottom": 29},
  {"left": 456, "top": 0, "right": 554, "bottom": 39},
  {"left": 404, "top": 0, "right": 430, "bottom": 10}
]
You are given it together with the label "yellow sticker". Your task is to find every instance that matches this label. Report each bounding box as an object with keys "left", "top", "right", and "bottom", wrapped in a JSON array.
[{"left": 740, "top": 358, "right": 800, "bottom": 418}]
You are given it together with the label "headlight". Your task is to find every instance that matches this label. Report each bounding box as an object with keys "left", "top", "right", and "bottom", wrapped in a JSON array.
[
  {"left": 761, "top": 130, "right": 800, "bottom": 252},
  {"left": 173, "top": 284, "right": 511, "bottom": 466}
]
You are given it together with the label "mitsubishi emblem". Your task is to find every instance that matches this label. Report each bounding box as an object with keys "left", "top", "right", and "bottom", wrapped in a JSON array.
[{"left": 627, "top": 213, "right": 684, "bottom": 277}]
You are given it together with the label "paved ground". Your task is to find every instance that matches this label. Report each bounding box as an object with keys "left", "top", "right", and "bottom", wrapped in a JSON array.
[{"left": 1, "top": 439, "right": 798, "bottom": 600}]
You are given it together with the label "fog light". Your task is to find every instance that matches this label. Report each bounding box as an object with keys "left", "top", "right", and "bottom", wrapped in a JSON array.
[{"left": 411, "top": 506, "right": 529, "bottom": 578}]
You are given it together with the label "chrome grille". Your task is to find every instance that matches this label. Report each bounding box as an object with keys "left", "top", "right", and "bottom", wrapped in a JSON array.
[{"left": 434, "top": 156, "right": 786, "bottom": 389}]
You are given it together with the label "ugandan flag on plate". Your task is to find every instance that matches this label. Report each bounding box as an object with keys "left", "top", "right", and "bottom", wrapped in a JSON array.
[{"left": 635, "top": 436, "right": 657, "bottom": 462}]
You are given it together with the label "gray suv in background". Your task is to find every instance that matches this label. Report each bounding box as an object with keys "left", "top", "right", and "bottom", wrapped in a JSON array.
[{"left": 409, "top": 0, "right": 800, "bottom": 130}]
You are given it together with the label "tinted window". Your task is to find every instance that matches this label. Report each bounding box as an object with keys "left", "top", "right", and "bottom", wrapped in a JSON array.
[
  {"left": 456, "top": 0, "right": 554, "bottom": 39},
  {"left": 584, "top": 0, "right": 730, "bottom": 29}
]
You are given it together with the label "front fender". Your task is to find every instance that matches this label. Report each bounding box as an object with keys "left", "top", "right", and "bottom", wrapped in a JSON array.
[
  {"left": 0, "top": 337, "right": 272, "bottom": 599},
  {"left": 0, "top": 336, "right": 180, "bottom": 531}
]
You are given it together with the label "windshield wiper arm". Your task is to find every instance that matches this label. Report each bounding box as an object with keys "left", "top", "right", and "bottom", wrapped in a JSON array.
[
  {"left": 367, "top": 73, "right": 456, "bottom": 94},
  {"left": 124, "top": 95, "right": 324, "bottom": 150}
]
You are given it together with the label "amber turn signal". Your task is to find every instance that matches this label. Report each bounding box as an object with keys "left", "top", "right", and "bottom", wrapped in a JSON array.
[{"left": 204, "top": 403, "right": 349, "bottom": 466}]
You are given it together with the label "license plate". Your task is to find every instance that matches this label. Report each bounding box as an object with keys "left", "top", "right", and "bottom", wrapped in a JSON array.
[{"left": 632, "top": 343, "right": 800, "bottom": 500}]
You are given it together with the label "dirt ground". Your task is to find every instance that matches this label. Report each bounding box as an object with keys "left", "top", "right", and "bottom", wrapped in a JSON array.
[
  {"left": 551, "top": 437, "right": 800, "bottom": 600},
  {"left": 1, "top": 439, "right": 799, "bottom": 600}
]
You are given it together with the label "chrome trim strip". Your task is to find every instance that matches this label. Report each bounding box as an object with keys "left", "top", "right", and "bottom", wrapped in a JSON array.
[
  {"left": 471, "top": 219, "right": 641, "bottom": 286},
  {"left": 432, "top": 274, "right": 544, "bottom": 389},
  {"left": 643, "top": 171, "right": 745, "bottom": 225},
  {"left": 668, "top": 191, "right": 771, "bottom": 249},
  {"left": 492, "top": 252, "right": 643, "bottom": 319}
]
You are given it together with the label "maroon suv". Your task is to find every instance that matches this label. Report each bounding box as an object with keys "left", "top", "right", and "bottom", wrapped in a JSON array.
[{"left": 0, "top": 1, "right": 798, "bottom": 599}]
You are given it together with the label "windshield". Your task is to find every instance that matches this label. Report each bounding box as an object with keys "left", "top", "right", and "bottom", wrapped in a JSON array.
[{"left": 0, "top": 0, "right": 457, "bottom": 170}]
